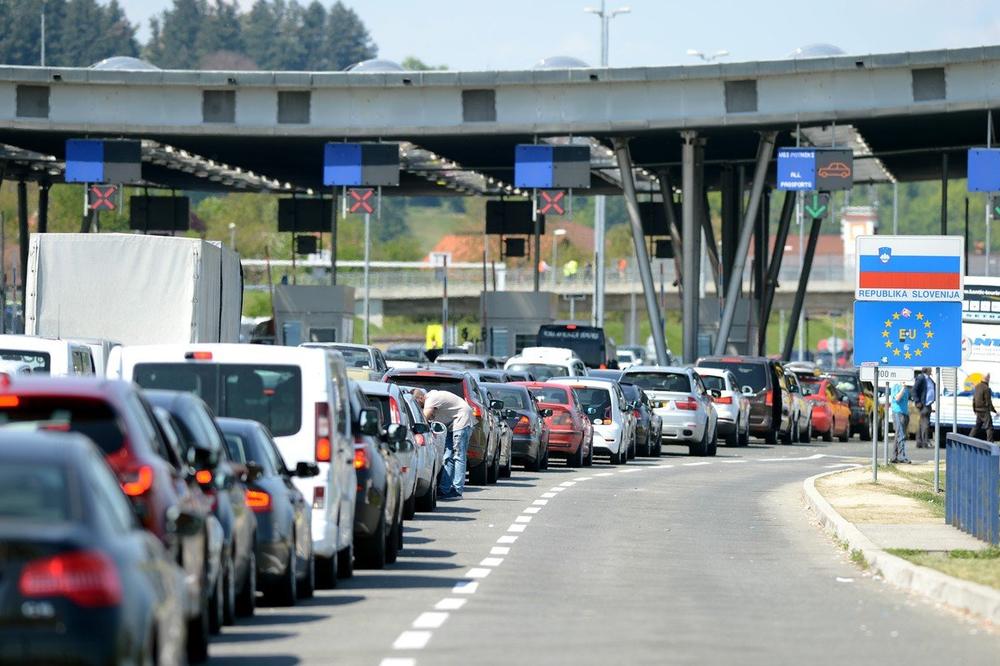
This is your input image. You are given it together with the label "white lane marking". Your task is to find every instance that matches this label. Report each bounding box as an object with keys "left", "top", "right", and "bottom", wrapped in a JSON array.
[
  {"left": 619, "top": 468, "right": 640, "bottom": 473},
  {"left": 541, "top": 492, "right": 557, "bottom": 498},
  {"left": 757, "top": 453, "right": 825, "bottom": 462},
  {"left": 533, "top": 499, "right": 549, "bottom": 506},
  {"left": 508, "top": 523, "right": 527, "bottom": 533},
  {"left": 393, "top": 631, "right": 432, "bottom": 650},
  {"left": 490, "top": 546, "right": 511, "bottom": 556},
  {"left": 594, "top": 472, "right": 614, "bottom": 477},
  {"left": 825, "top": 463, "right": 860, "bottom": 469},
  {"left": 551, "top": 486, "right": 568, "bottom": 492},
  {"left": 453, "top": 580, "right": 479, "bottom": 594},
  {"left": 682, "top": 462, "right": 711, "bottom": 467},
  {"left": 413, "top": 612, "right": 449, "bottom": 629},
  {"left": 465, "top": 567, "right": 492, "bottom": 579},
  {"left": 435, "top": 598, "right": 467, "bottom": 610},
  {"left": 559, "top": 481, "right": 576, "bottom": 487},
  {"left": 497, "top": 535, "right": 518, "bottom": 544},
  {"left": 523, "top": 507, "right": 541, "bottom": 514},
  {"left": 479, "top": 557, "right": 504, "bottom": 567},
  {"left": 720, "top": 460, "right": 747, "bottom": 464},
  {"left": 574, "top": 476, "right": 593, "bottom": 481},
  {"left": 515, "top": 515, "right": 532, "bottom": 523},
  {"left": 653, "top": 464, "right": 674, "bottom": 469},
  {"left": 381, "top": 659, "right": 416, "bottom": 666},
  {"left": 836, "top": 577, "right": 855, "bottom": 583}
]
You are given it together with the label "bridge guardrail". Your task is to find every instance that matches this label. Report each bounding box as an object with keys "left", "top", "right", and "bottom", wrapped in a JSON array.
[{"left": 945, "top": 433, "right": 1000, "bottom": 545}]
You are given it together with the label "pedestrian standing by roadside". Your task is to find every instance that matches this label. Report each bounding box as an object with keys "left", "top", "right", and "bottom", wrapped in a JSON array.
[
  {"left": 914, "top": 368, "right": 936, "bottom": 448},
  {"left": 970, "top": 373, "right": 997, "bottom": 442},
  {"left": 413, "top": 388, "right": 474, "bottom": 500},
  {"left": 890, "top": 381, "right": 911, "bottom": 464}
]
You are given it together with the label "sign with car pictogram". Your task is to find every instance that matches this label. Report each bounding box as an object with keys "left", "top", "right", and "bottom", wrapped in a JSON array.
[
  {"left": 777, "top": 147, "right": 853, "bottom": 192},
  {"left": 814, "top": 149, "right": 854, "bottom": 191}
]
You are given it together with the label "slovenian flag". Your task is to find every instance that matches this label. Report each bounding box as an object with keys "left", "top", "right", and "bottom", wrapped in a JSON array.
[{"left": 857, "top": 237, "right": 962, "bottom": 290}]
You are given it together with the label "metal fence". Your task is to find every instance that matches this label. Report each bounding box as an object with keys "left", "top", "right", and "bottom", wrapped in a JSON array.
[{"left": 945, "top": 433, "right": 1000, "bottom": 545}]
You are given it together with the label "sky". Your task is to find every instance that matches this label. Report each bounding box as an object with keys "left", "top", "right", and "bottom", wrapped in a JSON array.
[{"left": 119, "top": 0, "right": 1000, "bottom": 70}]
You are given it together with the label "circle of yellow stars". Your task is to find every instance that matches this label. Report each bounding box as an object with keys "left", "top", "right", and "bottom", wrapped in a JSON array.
[{"left": 882, "top": 310, "right": 933, "bottom": 360}]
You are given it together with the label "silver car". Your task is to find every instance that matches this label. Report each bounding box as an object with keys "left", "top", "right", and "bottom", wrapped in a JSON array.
[
  {"left": 783, "top": 371, "right": 814, "bottom": 443},
  {"left": 622, "top": 366, "right": 718, "bottom": 457},
  {"left": 694, "top": 367, "right": 751, "bottom": 447}
]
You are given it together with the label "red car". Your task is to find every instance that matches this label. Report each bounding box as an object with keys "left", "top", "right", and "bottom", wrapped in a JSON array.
[
  {"left": 798, "top": 377, "right": 851, "bottom": 442},
  {"left": 516, "top": 382, "right": 593, "bottom": 467},
  {"left": 0, "top": 376, "right": 218, "bottom": 662}
]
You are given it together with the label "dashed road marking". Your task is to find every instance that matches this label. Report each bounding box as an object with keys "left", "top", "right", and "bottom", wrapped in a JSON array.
[
  {"left": 619, "top": 468, "right": 641, "bottom": 473},
  {"left": 574, "top": 476, "right": 593, "bottom": 481},
  {"left": 381, "top": 658, "right": 416, "bottom": 666},
  {"left": 393, "top": 631, "right": 432, "bottom": 650},
  {"left": 453, "top": 580, "right": 479, "bottom": 594},
  {"left": 523, "top": 507, "right": 541, "bottom": 514},
  {"left": 413, "top": 612, "right": 449, "bottom": 629},
  {"left": 497, "top": 535, "right": 518, "bottom": 544},
  {"left": 533, "top": 499, "right": 549, "bottom": 506},
  {"left": 541, "top": 492, "right": 557, "bottom": 498},
  {"left": 594, "top": 472, "right": 614, "bottom": 477},
  {"left": 683, "top": 462, "right": 711, "bottom": 467},
  {"left": 435, "top": 598, "right": 467, "bottom": 610},
  {"left": 479, "top": 557, "right": 504, "bottom": 567},
  {"left": 559, "top": 481, "right": 576, "bottom": 487},
  {"left": 465, "top": 567, "right": 492, "bottom": 579},
  {"left": 507, "top": 523, "right": 527, "bottom": 533},
  {"left": 515, "top": 515, "right": 532, "bottom": 523},
  {"left": 490, "top": 546, "right": 510, "bottom": 556},
  {"left": 551, "top": 486, "right": 568, "bottom": 492},
  {"left": 721, "top": 460, "right": 747, "bottom": 464}
]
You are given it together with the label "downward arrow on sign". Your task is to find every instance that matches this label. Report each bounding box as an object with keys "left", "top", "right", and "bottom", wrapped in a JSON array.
[{"left": 805, "top": 192, "right": 829, "bottom": 219}]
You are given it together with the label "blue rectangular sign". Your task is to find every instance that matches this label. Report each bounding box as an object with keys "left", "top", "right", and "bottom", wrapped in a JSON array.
[
  {"left": 323, "top": 143, "right": 363, "bottom": 186},
  {"left": 853, "top": 301, "right": 962, "bottom": 367},
  {"left": 967, "top": 148, "right": 1000, "bottom": 192},
  {"left": 514, "top": 144, "right": 554, "bottom": 188},
  {"left": 65, "top": 139, "right": 105, "bottom": 183},
  {"left": 776, "top": 147, "right": 815, "bottom": 191}
]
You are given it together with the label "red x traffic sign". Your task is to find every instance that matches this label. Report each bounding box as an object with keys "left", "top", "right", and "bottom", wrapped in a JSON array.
[
  {"left": 88, "top": 184, "right": 118, "bottom": 211},
  {"left": 348, "top": 188, "right": 375, "bottom": 214},
  {"left": 537, "top": 190, "right": 566, "bottom": 215}
]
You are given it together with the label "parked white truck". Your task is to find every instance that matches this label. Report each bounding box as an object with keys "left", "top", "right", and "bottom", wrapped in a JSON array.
[{"left": 25, "top": 233, "right": 242, "bottom": 345}]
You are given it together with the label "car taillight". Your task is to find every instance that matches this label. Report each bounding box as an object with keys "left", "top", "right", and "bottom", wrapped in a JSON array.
[
  {"left": 245, "top": 489, "right": 271, "bottom": 512},
  {"left": 184, "top": 351, "right": 213, "bottom": 360},
  {"left": 675, "top": 397, "right": 698, "bottom": 411},
  {"left": 470, "top": 402, "right": 482, "bottom": 419},
  {"left": 120, "top": 465, "right": 154, "bottom": 497},
  {"left": 315, "top": 402, "right": 331, "bottom": 462},
  {"left": 0, "top": 394, "right": 19, "bottom": 407},
  {"left": 313, "top": 486, "right": 325, "bottom": 509},
  {"left": 513, "top": 416, "right": 531, "bottom": 435},
  {"left": 19, "top": 550, "right": 122, "bottom": 608},
  {"left": 713, "top": 396, "right": 733, "bottom": 405},
  {"left": 632, "top": 409, "right": 641, "bottom": 418},
  {"left": 389, "top": 396, "right": 401, "bottom": 424},
  {"left": 195, "top": 469, "right": 213, "bottom": 485},
  {"left": 765, "top": 391, "right": 773, "bottom": 407},
  {"left": 354, "top": 445, "right": 370, "bottom": 470}
]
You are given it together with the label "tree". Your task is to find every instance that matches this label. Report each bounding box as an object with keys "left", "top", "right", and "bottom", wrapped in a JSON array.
[
  {"left": 240, "top": 0, "right": 280, "bottom": 69},
  {"left": 298, "top": 1, "right": 327, "bottom": 69},
  {"left": 0, "top": 0, "right": 51, "bottom": 66},
  {"left": 147, "top": 0, "right": 207, "bottom": 69},
  {"left": 195, "top": 0, "right": 242, "bottom": 63},
  {"left": 324, "top": 1, "right": 376, "bottom": 70},
  {"left": 401, "top": 56, "right": 446, "bottom": 71}
]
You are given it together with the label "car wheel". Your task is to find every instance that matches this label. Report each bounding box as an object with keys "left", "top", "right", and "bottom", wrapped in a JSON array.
[
  {"left": 822, "top": 427, "right": 833, "bottom": 442},
  {"left": 222, "top": 548, "right": 237, "bottom": 626},
  {"left": 386, "top": 510, "right": 400, "bottom": 564},
  {"left": 799, "top": 421, "right": 810, "bottom": 443},
  {"left": 707, "top": 429, "right": 718, "bottom": 457},
  {"left": 525, "top": 454, "right": 541, "bottom": 472},
  {"left": 208, "top": 554, "right": 225, "bottom": 634},
  {"left": 186, "top": 593, "right": 210, "bottom": 664},
  {"left": 500, "top": 450, "right": 512, "bottom": 478},
  {"left": 268, "top": 544, "right": 297, "bottom": 607},
  {"left": 297, "top": 549, "right": 315, "bottom": 600},
  {"left": 627, "top": 437, "right": 636, "bottom": 460},
  {"left": 417, "top": 481, "right": 436, "bottom": 512},
  {"left": 315, "top": 554, "right": 337, "bottom": 589},
  {"left": 691, "top": 427, "right": 710, "bottom": 456},
  {"left": 540, "top": 446, "right": 550, "bottom": 470},
  {"left": 568, "top": 440, "right": 585, "bottom": 467},
  {"left": 838, "top": 423, "right": 849, "bottom": 442},
  {"left": 403, "top": 492, "right": 417, "bottom": 520},
  {"left": 469, "top": 460, "right": 490, "bottom": 484},
  {"left": 235, "top": 549, "right": 256, "bottom": 617},
  {"left": 765, "top": 429, "right": 778, "bottom": 444},
  {"left": 336, "top": 541, "right": 354, "bottom": 579},
  {"left": 356, "top": 511, "right": 387, "bottom": 570},
  {"left": 487, "top": 448, "right": 500, "bottom": 484},
  {"left": 725, "top": 431, "right": 738, "bottom": 447},
  {"left": 584, "top": 441, "right": 594, "bottom": 466}
]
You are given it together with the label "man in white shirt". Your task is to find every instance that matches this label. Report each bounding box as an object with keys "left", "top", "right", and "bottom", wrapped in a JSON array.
[{"left": 413, "top": 389, "right": 474, "bottom": 499}]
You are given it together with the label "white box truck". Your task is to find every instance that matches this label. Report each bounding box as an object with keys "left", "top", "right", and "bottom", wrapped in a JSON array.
[{"left": 25, "top": 233, "right": 242, "bottom": 345}]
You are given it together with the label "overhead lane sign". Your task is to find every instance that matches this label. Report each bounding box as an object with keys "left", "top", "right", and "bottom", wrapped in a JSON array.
[
  {"left": 777, "top": 147, "right": 854, "bottom": 192},
  {"left": 776, "top": 148, "right": 815, "bottom": 190},
  {"left": 855, "top": 235, "right": 964, "bottom": 301}
]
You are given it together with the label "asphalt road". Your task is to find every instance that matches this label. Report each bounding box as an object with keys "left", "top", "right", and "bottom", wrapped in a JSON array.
[{"left": 208, "top": 438, "right": 999, "bottom": 665}]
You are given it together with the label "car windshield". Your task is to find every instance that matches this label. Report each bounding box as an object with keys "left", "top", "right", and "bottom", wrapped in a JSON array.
[
  {"left": 0, "top": 464, "right": 70, "bottom": 522},
  {"left": 799, "top": 378, "right": 823, "bottom": 397},
  {"left": 332, "top": 347, "right": 372, "bottom": 368},
  {"left": 507, "top": 364, "right": 568, "bottom": 381},
  {"left": 133, "top": 363, "right": 303, "bottom": 437},
  {"left": 699, "top": 362, "right": 768, "bottom": 391},
  {"left": 527, "top": 386, "right": 570, "bottom": 404},
  {"left": 699, "top": 375, "right": 726, "bottom": 391},
  {"left": 387, "top": 347, "right": 423, "bottom": 361},
  {"left": 491, "top": 387, "right": 530, "bottom": 410},
  {"left": 573, "top": 387, "right": 613, "bottom": 417},
  {"left": 436, "top": 358, "right": 485, "bottom": 369},
  {"left": 221, "top": 429, "right": 277, "bottom": 476},
  {"left": 0, "top": 350, "right": 50, "bottom": 374},
  {"left": 387, "top": 375, "right": 464, "bottom": 398},
  {"left": 0, "top": 397, "right": 126, "bottom": 455},
  {"left": 625, "top": 372, "right": 691, "bottom": 392},
  {"left": 832, "top": 375, "right": 860, "bottom": 395}
]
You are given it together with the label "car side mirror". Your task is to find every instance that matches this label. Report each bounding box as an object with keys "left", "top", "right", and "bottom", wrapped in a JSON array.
[
  {"left": 168, "top": 506, "right": 204, "bottom": 538},
  {"left": 709, "top": 389, "right": 722, "bottom": 399},
  {"left": 540, "top": 408, "right": 554, "bottom": 418},
  {"left": 505, "top": 409, "right": 519, "bottom": 418},
  {"left": 412, "top": 422, "right": 430, "bottom": 435},
  {"left": 490, "top": 399, "right": 504, "bottom": 411},
  {"left": 430, "top": 421, "right": 446, "bottom": 434},
  {"left": 244, "top": 461, "right": 263, "bottom": 483},
  {"left": 741, "top": 386, "right": 754, "bottom": 396},
  {"left": 294, "top": 461, "right": 320, "bottom": 478},
  {"left": 386, "top": 423, "right": 408, "bottom": 444},
  {"left": 190, "top": 446, "right": 219, "bottom": 471},
  {"left": 358, "top": 407, "right": 380, "bottom": 437}
]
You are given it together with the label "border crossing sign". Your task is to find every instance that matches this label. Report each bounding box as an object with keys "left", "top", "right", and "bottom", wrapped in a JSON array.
[
  {"left": 854, "top": 235, "right": 964, "bottom": 302},
  {"left": 853, "top": 301, "right": 961, "bottom": 367}
]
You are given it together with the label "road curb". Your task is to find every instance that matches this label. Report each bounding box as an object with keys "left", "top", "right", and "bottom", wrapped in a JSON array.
[{"left": 802, "top": 469, "right": 1000, "bottom": 625}]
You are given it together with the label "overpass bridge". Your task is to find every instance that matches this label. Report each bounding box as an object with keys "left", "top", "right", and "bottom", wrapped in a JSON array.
[{"left": 2, "top": 45, "right": 998, "bottom": 360}]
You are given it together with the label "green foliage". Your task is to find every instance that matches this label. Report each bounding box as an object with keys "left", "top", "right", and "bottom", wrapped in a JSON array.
[{"left": 401, "top": 56, "right": 447, "bottom": 71}]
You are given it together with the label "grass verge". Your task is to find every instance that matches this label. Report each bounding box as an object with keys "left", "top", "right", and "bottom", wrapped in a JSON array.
[{"left": 886, "top": 547, "right": 1000, "bottom": 590}]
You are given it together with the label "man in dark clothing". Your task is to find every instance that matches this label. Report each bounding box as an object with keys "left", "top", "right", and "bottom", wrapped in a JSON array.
[
  {"left": 914, "top": 368, "right": 935, "bottom": 448},
  {"left": 970, "top": 374, "right": 996, "bottom": 442}
]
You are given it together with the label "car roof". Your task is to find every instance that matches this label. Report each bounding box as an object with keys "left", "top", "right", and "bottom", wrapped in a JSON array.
[
  {"left": 624, "top": 365, "right": 690, "bottom": 374},
  {"left": 386, "top": 367, "right": 466, "bottom": 379},
  {"left": 215, "top": 416, "right": 264, "bottom": 434},
  {"left": 697, "top": 355, "right": 771, "bottom": 364},
  {"left": 0, "top": 335, "right": 82, "bottom": 352},
  {"left": 118, "top": 343, "right": 339, "bottom": 364},
  {"left": 0, "top": 430, "right": 96, "bottom": 465},
  {"left": 693, "top": 367, "right": 729, "bottom": 377},
  {"left": 484, "top": 382, "right": 528, "bottom": 392},
  {"left": 0, "top": 375, "right": 132, "bottom": 398},
  {"left": 548, "top": 378, "right": 615, "bottom": 389}
]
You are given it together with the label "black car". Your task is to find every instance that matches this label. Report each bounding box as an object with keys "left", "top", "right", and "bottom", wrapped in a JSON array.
[
  {"left": 217, "top": 417, "right": 318, "bottom": 606},
  {"left": 144, "top": 389, "right": 258, "bottom": 631},
  {"left": 347, "top": 382, "right": 404, "bottom": 569},
  {"left": 827, "top": 370, "right": 873, "bottom": 440},
  {"left": 620, "top": 382, "right": 655, "bottom": 457},
  {"left": 485, "top": 383, "right": 550, "bottom": 471},
  {"left": 0, "top": 431, "right": 189, "bottom": 666},
  {"left": 697, "top": 356, "right": 794, "bottom": 444}
]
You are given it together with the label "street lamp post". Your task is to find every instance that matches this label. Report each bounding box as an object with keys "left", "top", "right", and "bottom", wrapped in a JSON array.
[
  {"left": 551, "top": 228, "right": 567, "bottom": 290},
  {"left": 585, "top": 1, "right": 629, "bottom": 328}
]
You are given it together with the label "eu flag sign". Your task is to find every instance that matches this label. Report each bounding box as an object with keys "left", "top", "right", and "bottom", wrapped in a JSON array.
[{"left": 853, "top": 301, "right": 962, "bottom": 368}]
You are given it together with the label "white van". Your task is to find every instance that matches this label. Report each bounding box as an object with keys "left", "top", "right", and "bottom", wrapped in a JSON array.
[
  {"left": 0, "top": 334, "right": 95, "bottom": 376},
  {"left": 66, "top": 338, "right": 121, "bottom": 375},
  {"left": 504, "top": 346, "right": 588, "bottom": 381},
  {"left": 107, "top": 343, "right": 357, "bottom": 582}
]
